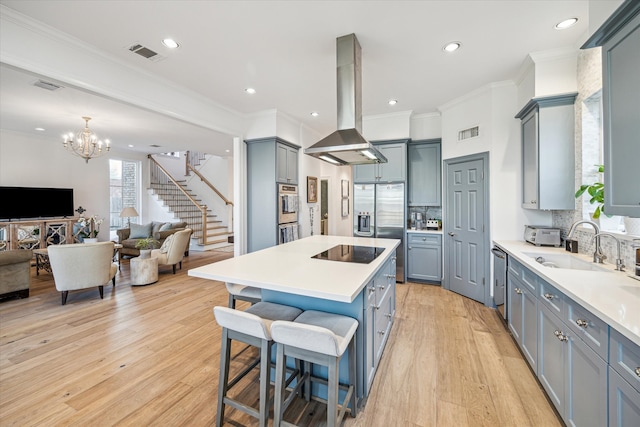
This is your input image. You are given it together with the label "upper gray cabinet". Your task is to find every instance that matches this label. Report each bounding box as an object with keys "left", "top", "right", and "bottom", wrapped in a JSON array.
[
  {"left": 408, "top": 140, "right": 441, "bottom": 206},
  {"left": 276, "top": 142, "right": 299, "bottom": 184},
  {"left": 582, "top": 1, "right": 640, "bottom": 217},
  {"left": 353, "top": 140, "right": 407, "bottom": 183},
  {"left": 515, "top": 93, "right": 577, "bottom": 210}
]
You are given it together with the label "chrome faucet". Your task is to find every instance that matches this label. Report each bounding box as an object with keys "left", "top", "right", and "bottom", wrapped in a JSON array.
[
  {"left": 591, "top": 232, "right": 625, "bottom": 271},
  {"left": 567, "top": 219, "right": 605, "bottom": 263}
]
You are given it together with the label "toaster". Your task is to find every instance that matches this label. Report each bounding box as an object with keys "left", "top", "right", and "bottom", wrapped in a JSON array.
[
  {"left": 524, "top": 225, "right": 561, "bottom": 247},
  {"left": 426, "top": 219, "right": 440, "bottom": 230}
]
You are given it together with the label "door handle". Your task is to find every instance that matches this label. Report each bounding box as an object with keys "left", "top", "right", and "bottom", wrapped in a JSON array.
[{"left": 448, "top": 232, "right": 456, "bottom": 237}]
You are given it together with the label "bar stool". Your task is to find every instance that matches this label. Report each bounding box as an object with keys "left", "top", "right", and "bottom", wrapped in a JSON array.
[
  {"left": 271, "top": 310, "right": 359, "bottom": 427},
  {"left": 225, "top": 282, "right": 261, "bottom": 308},
  {"left": 213, "top": 302, "right": 302, "bottom": 427}
]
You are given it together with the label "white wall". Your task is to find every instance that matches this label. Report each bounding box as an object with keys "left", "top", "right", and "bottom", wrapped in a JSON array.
[{"left": 0, "top": 129, "right": 149, "bottom": 241}]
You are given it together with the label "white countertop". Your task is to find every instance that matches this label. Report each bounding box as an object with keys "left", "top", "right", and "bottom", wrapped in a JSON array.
[
  {"left": 407, "top": 229, "right": 443, "bottom": 234},
  {"left": 188, "top": 235, "right": 400, "bottom": 303},
  {"left": 494, "top": 240, "right": 640, "bottom": 346}
]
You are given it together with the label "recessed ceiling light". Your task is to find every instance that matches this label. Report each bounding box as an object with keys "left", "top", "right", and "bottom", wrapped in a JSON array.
[
  {"left": 162, "top": 38, "right": 179, "bottom": 48},
  {"left": 128, "top": 144, "right": 134, "bottom": 148},
  {"left": 388, "top": 99, "right": 398, "bottom": 106},
  {"left": 555, "top": 18, "right": 578, "bottom": 30},
  {"left": 310, "top": 111, "right": 319, "bottom": 117},
  {"left": 443, "top": 42, "right": 462, "bottom": 52},
  {"left": 35, "top": 127, "right": 45, "bottom": 131},
  {"left": 225, "top": 149, "right": 230, "bottom": 153},
  {"left": 245, "top": 87, "right": 256, "bottom": 94}
]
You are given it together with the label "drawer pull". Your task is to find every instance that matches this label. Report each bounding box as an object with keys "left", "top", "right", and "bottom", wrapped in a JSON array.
[
  {"left": 543, "top": 293, "right": 554, "bottom": 300},
  {"left": 576, "top": 319, "right": 589, "bottom": 328},
  {"left": 554, "top": 330, "right": 568, "bottom": 342},
  {"left": 385, "top": 313, "right": 392, "bottom": 319},
  {"left": 377, "top": 330, "right": 386, "bottom": 336},
  {"left": 368, "top": 286, "right": 375, "bottom": 294},
  {"left": 635, "top": 367, "right": 640, "bottom": 378},
  {"left": 515, "top": 288, "right": 523, "bottom": 295},
  {"left": 378, "top": 285, "right": 386, "bottom": 291}
]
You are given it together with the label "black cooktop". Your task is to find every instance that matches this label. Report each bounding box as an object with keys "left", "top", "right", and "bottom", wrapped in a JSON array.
[{"left": 311, "top": 244, "right": 385, "bottom": 264}]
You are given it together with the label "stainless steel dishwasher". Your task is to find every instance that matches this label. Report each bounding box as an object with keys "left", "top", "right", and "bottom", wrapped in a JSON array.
[{"left": 492, "top": 246, "right": 507, "bottom": 320}]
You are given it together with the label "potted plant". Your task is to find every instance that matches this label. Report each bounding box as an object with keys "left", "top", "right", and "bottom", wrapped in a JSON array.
[
  {"left": 135, "top": 237, "right": 160, "bottom": 258},
  {"left": 575, "top": 164, "right": 606, "bottom": 219},
  {"left": 77, "top": 214, "right": 103, "bottom": 243}
]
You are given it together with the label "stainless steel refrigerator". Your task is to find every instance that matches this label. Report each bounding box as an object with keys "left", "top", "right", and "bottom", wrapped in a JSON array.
[{"left": 353, "top": 183, "right": 405, "bottom": 282}]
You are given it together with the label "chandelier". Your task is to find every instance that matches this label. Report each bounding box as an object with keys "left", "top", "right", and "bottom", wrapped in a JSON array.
[{"left": 62, "top": 116, "right": 111, "bottom": 163}]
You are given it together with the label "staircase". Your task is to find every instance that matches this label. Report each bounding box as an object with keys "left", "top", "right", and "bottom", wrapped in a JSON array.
[{"left": 149, "top": 154, "right": 233, "bottom": 251}]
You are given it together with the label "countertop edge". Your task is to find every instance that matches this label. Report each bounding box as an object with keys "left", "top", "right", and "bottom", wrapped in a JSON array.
[{"left": 494, "top": 240, "right": 640, "bottom": 347}]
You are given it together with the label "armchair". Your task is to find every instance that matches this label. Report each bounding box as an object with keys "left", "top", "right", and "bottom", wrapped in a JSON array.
[
  {"left": 48, "top": 242, "right": 118, "bottom": 305},
  {"left": 0, "top": 249, "right": 33, "bottom": 300},
  {"left": 151, "top": 228, "right": 193, "bottom": 274}
]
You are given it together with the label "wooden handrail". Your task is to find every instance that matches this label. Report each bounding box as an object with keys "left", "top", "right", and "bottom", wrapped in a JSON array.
[{"left": 186, "top": 164, "right": 233, "bottom": 206}]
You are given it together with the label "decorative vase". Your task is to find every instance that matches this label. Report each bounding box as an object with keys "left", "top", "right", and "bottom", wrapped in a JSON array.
[
  {"left": 139, "top": 249, "right": 152, "bottom": 259},
  {"left": 624, "top": 217, "right": 640, "bottom": 237},
  {"left": 83, "top": 238, "right": 98, "bottom": 243}
]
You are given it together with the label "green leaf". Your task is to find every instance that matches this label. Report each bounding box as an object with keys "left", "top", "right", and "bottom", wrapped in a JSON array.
[{"left": 593, "top": 206, "right": 601, "bottom": 219}]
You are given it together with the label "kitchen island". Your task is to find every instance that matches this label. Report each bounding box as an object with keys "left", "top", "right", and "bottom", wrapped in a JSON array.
[{"left": 188, "top": 234, "right": 401, "bottom": 404}]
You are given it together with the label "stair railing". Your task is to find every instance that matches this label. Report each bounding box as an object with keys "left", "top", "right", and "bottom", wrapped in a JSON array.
[
  {"left": 185, "top": 151, "right": 234, "bottom": 232},
  {"left": 148, "top": 155, "right": 212, "bottom": 245}
]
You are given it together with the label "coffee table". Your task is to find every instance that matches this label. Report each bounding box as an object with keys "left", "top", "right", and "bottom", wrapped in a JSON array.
[{"left": 130, "top": 256, "right": 158, "bottom": 286}]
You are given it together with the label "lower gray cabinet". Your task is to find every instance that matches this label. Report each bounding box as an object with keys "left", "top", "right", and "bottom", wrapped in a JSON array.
[
  {"left": 363, "top": 256, "right": 396, "bottom": 396},
  {"left": 609, "top": 367, "right": 640, "bottom": 427},
  {"left": 407, "top": 233, "right": 441, "bottom": 282},
  {"left": 538, "top": 304, "right": 608, "bottom": 427},
  {"left": 508, "top": 271, "right": 538, "bottom": 371}
]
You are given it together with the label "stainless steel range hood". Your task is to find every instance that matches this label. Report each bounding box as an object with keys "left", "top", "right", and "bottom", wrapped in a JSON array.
[{"left": 305, "top": 34, "right": 387, "bottom": 165}]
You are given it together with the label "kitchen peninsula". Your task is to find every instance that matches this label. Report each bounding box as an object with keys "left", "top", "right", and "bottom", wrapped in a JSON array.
[{"left": 188, "top": 235, "right": 401, "bottom": 403}]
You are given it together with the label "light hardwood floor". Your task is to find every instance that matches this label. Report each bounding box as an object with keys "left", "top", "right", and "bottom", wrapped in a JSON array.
[{"left": 0, "top": 250, "right": 562, "bottom": 426}]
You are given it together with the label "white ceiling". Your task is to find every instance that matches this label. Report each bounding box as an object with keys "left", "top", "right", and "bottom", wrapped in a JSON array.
[{"left": 0, "top": 1, "right": 621, "bottom": 157}]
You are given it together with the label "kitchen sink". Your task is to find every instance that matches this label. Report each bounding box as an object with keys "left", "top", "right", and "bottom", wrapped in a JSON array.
[{"left": 522, "top": 252, "right": 611, "bottom": 272}]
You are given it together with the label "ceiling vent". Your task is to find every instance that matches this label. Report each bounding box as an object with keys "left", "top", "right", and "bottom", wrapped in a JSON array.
[
  {"left": 128, "top": 43, "right": 165, "bottom": 62},
  {"left": 149, "top": 144, "right": 162, "bottom": 148},
  {"left": 33, "top": 80, "right": 63, "bottom": 91},
  {"left": 458, "top": 125, "right": 480, "bottom": 141}
]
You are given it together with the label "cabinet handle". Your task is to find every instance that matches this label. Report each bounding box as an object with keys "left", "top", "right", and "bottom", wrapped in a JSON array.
[
  {"left": 554, "top": 330, "right": 568, "bottom": 342},
  {"left": 385, "top": 313, "right": 392, "bottom": 319},
  {"left": 543, "top": 293, "right": 554, "bottom": 300},
  {"left": 377, "top": 330, "right": 386, "bottom": 336},
  {"left": 422, "top": 237, "right": 426, "bottom": 241},
  {"left": 408, "top": 246, "right": 412, "bottom": 250},
  {"left": 368, "top": 286, "right": 375, "bottom": 294},
  {"left": 635, "top": 367, "right": 640, "bottom": 377},
  {"left": 515, "top": 288, "right": 523, "bottom": 295},
  {"left": 378, "top": 285, "right": 386, "bottom": 291},
  {"left": 531, "top": 200, "right": 537, "bottom": 204},
  {"left": 575, "top": 319, "right": 588, "bottom": 328}
]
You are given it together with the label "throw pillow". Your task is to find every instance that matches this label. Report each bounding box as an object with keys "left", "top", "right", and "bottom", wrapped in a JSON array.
[
  {"left": 152, "top": 221, "right": 166, "bottom": 239},
  {"left": 159, "top": 222, "right": 172, "bottom": 231},
  {"left": 159, "top": 234, "right": 174, "bottom": 253},
  {"left": 130, "top": 222, "right": 152, "bottom": 239}
]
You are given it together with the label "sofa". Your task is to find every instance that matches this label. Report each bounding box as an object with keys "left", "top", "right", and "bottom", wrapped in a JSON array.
[
  {"left": 0, "top": 249, "right": 33, "bottom": 300},
  {"left": 117, "top": 221, "right": 188, "bottom": 258}
]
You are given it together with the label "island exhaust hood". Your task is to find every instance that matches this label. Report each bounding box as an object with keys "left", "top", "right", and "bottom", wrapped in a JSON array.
[{"left": 304, "top": 34, "right": 387, "bottom": 165}]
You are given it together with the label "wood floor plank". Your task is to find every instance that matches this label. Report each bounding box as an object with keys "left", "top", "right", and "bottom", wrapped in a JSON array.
[{"left": 0, "top": 252, "right": 561, "bottom": 427}]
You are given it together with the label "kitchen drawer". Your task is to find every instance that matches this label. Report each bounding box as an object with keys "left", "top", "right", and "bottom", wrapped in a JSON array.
[
  {"left": 509, "top": 258, "right": 525, "bottom": 277},
  {"left": 610, "top": 328, "right": 640, "bottom": 393},
  {"left": 375, "top": 273, "right": 393, "bottom": 303},
  {"left": 508, "top": 259, "right": 538, "bottom": 294},
  {"left": 565, "top": 297, "right": 609, "bottom": 362},
  {"left": 538, "top": 279, "right": 563, "bottom": 316},
  {"left": 407, "top": 233, "right": 441, "bottom": 246}
]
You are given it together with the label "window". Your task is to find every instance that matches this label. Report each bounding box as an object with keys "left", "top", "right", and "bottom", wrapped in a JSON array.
[
  {"left": 109, "top": 159, "right": 140, "bottom": 239},
  {"left": 580, "top": 91, "right": 624, "bottom": 232}
]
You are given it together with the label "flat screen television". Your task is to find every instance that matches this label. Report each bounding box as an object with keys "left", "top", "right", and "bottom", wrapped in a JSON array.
[{"left": 0, "top": 187, "right": 75, "bottom": 220}]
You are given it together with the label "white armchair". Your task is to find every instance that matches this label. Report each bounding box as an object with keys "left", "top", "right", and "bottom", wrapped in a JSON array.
[
  {"left": 151, "top": 228, "right": 192, "bottom": 274},
  {"left": 48, "top": 242, "right": 118, "bottom": 305}
]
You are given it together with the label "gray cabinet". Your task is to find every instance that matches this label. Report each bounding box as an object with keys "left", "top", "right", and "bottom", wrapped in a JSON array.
[
  {"left": 276, "top": 142, "right": 298, "bottom": 184},
  {"left": 408, "top": 140, "right": 441, "bottom": 206},
  {"left": 406, "top": 232, "right": 441, "bottom": 282},
  {"left": 246, "top": 137, "right": 299, "bottom": 252},
  {"left": 538, "top": 304, "right": 608, "bottom": 427},
  {"left": 363, "top": 255, "right": 396, "bottom": 396},
  {"left": 609, "top": 367, "right": 640, "bottom": 427},
  {"left": 353, "top": 141, "right": 407, "bottom": 183},
  {"left": 582, "top": 1, "right": 640, "bottom": 217},
  {"left": 515, "top": 93, "right": 577, "bottom": 210},
  {"left": 507, "top": 260, "right": 538, "bottom": 370}
]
